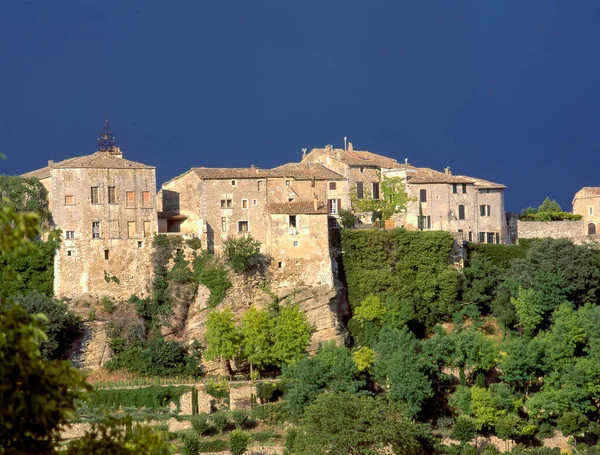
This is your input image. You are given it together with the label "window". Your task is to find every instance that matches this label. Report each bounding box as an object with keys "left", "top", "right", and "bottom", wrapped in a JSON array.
[
  {"left": 462, "top": 184, "right": 467, "bottom": 194},
  {"left": 589, "top": 223, "right": 597, "bottom": 235},
  {"left": 478, "top": 232, "right": 485, "bottom": 243},
  {"left": 126, "top": 191, "right": 135, "bottom": 207},
  {"left": 285, "top": 180, "right": 290, "bottom": 186},
  {"left": 589, "top": 206, "right": 594, "bottom": 216},
  {"left": 238, "top": 220, "right": 249, "bottom": 232},
  {"left": 288, "top": 197, "right": 294, "bottom": 202},
  {"left": 220, "top": 199, "right": 232, "bottom": 208},
  {"left": 66, "top": 230, "right": 75, "bottom": 239},
  {"left": 329, "top": 182, "right": 337, "bottom": 190},
  {"left": 426, "top": 215, "right": 431, "bottom": 229},
  {"left": 311, "top": 178, "right": 316, "bottom": 188},
  {"left": 221, "top": 217, "right": 227, "bottom": 232},
  {"left": 108, "top": 187, "right": 117, "bottom": 204},
  {"left": 104, "top": 249, "right": 109, "bottom": 260},
  {"left": 67, "top": 250, "right": 74, "bottom": 257},
  {"left": 480, "top": 205, "right": 491, "bottom": 217},
  {"left": 91, "top": 187, "right": 99, "bottom": 204},
  {"left": 278, "top": 261, "right": 283, "bottom": 269},
  {"left": 289, "top": 215, "right": 297, "bottom": 228},
  {"left": 419, "top": 215, "right": 431, "bottom": 229},
  {"left": 138, "top": 241, "right": 143, "bottom": 248},
  {"left": 242, "top": 199, "right": 248, "bottom": 209},
  {"left": 458, "top": 205, "right": 465, "bottom": 220},
  {"left": 468, "top": 231, "right": 473, "bottom": 242},
  {"left": 372, "top": 182, "right": 380, "bottom": 200},
  {"left": 253, "top": 199, "right": 257, "bottom": 206},
  {"left": 487, "top": 232, "right": 496, "bottom": 244},
  {"left": 127, "top": 221, "right": 136, "bottom": 238},
  {"left": 92, "top": 221, "right": 101, "bottom": 239},
  {"left": 142, "top": 191, "right": 150, "bottom": 205},
  {"left": 452, "top": 184, "right": 457, "bottom": 194},
  {"left": 257, "top": 180, "right": 263, "bottom": 191},
  {"left": 356, "top": 182, "right": 364, "bottom": 199},
  {"left": 328, "top": 199, "right": 339, "bottom": 215},
  {"left": 360, "top": 167, "right": 364, "bottom": 173},
  {"left": 143, "top": 221, "right": 151, "bottom": 237},
  {"left": 293, "top": 241, "right": 299, "bottom": 247},
  {"left": 419, "top": 189, "right": 427, "bottom": 203},
  {"left": 231, "top": 180, "right": 237, "bottom": 186},
  {"left": 65, "top": 195, "right": 74, "bottom": 205}
]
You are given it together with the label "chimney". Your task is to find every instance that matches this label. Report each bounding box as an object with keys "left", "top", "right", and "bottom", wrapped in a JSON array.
[
  {"left": 344, "top": 136, "right": 347, "bottom": 151},
  {"left": 250, "top": 164, "right": 255, "bottom": 169},
  {"left": 302, "top": 148, "right": 307, "bottom": 160},
  {"left": 48, "top": 160, "right": 54, "bottom": 167},
  {"left": 444, "top": 166, "right": 451, "bottom": 175},
  {"left": 348, "top": 142, "right": 353, "bottom": 152},
  {"left": 313, "top": 195, "right": 318, "bottom": 211},
  {"left": 405, "top": 158, "right": 408, "bottom": 165}
]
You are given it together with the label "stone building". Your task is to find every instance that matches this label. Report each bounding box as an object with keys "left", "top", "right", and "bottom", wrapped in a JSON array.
[
  {"left": 302, "top": 143, "right": 508, "bottom": 243},
  {"left": 157, "top": 163, "right": 344, "bottom": 285},
  {"left": 22, "top": 126, "right": 157, "bottom": 299},
  {"left": 573, "top": 187, "right": 600, "bottom": 235}
]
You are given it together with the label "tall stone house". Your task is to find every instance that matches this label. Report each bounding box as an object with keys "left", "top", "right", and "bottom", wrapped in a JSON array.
[
  {"left": 573, "top": 187, "right": 600, "bottom": 235},
  {"left": 302, "top": 143, "right": 508, "bottom": 243},
  {"left": 157, "top": 162, "right": 345, "bottom": 286},
  {"left": 22, "top": 141, "right": 158, "bottom": 299}
]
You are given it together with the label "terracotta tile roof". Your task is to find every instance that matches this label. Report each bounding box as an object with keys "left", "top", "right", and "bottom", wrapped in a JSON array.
[
  {"left": 22, "top": 150, "right": 154, "bottom": 178},
  {"left": 271, "top": 163, "right": 344, "bottom": 180},
  {"left": 407, "top": 168, "right": 474, "bottom": 184},
  {"left": 574, "top": 187, "right": 600, "bottom": 199},
  {"left": 468, "top": 177, "right": 506, "bottom": 190},
  {"left": 192, "top": 167, "right": 276, "bottom": 179},
  {"left": 267, "top": 201, "right": 328, "bottom": 214},
  {"left": 307, "top": 147, "right": 404, "bottom": 168}
]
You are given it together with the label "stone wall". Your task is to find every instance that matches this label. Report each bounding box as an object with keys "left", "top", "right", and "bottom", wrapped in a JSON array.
[{"left": 517, "top": 220, "right": 584, "bottom": 242}]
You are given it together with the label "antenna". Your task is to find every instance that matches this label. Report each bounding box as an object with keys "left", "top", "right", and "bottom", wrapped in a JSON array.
[{"left": 98, "top": 114, "right": 116, "bottom": 150}]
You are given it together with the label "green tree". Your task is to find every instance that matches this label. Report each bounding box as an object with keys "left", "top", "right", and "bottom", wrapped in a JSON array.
[
  {"left": 352, "top": 346, "right": 376, "bottom": 374},
  {"left": 271, "top": 304, "right": 313, "bottom": 366},
  {"left": 222, "top": 235, "right": 261, "bottom": 273},
  {"left": 338, "top": 209, "right": 357, "bottom": 229},
  {"left": 350, "top": 176, "right": 412, "bottom": 220},
  {"left": 451, "top": 328, "right": 498, "bottom": 383},
  {"left": 240, "top": 306, "right": 275, "bottom": 371},
  {"left": 292, "top": 392, "right": 433, "bottom": 455},
  {"left": 229, "top": 429, "right": 250, "bottom": 455},
  {"left": 462, "top": 257, "right": 504, "bottom": 314},
  {"left": 0, "top": 175, "right": 51, "bottom": 224},
  {"left": 451, "top": 415, "right": 477, "bottom": 447},
  {"left": 538, "top": 197, "right": 562, "bottom": 213},
  {"left": 204, "top": 308, "right": 241, "bottom": 375},
  {"left": 511, "top": 287, "right": 544, "bottom": 337},
  {"left": 499, "top": 336, "right": 546, "bottom": 393}
]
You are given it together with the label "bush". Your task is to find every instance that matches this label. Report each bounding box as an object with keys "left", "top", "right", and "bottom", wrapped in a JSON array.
[
  {"left": 519, "top": 212, "right": 582, "bottom": 221},
  {"left": 205, "top": 378, "right": 230, "bottom": 399},
  {"left": 252, "top": 430, "right": 279, "bottom": 442},
  {"left": 229, "top": 430, "right": 250, "bottom": 455},
  {"left": 197, "top": 438, "right": 228, "bottom": 452},
  {"left": 13, "top": 292, "right": 83, "bottom": 360},
  {"left": 222, "top": 235, "right": 261, "bottom": 273},
  {"left": 83, "top": 386, "right": 191, "bottom": 412},
  {"left": 190, "top": 412, "right": 209, "bottom": 436},
  {"left": 255, "top": 381, "right": 278, "bottom": 403},
  {"left": 168, "top": 250, "right": 194, "bottom": 283},
  {"left": 186, "top": 237, "right": 202, "bottom": 250},
  {"left": 101, "top": 296, "right": 116, "bottom": 314},
  {"left": 338, "top": 209, "right": 357, "bottom": 229},
  {"left": 198, "top": 266, "right": 231, "bottom": 308},
  {"left": 211, "top": 411, "right": 229, "bottom": 434},
  {"left": 182, "top": 433, "right": 200, "bottom": 455},
  {"left": 232, "top": 409, "right": 249, "bottom": 429}
]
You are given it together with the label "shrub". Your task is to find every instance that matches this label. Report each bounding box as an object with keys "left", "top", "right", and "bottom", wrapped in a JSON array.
[
  {"left": 197, "top": 439, "right": 228, "bottom": 452},
  {"left": 519, "top": 211, "right": 582, "bottom": 221},
  {"left": 232, "top": 409, "right": 249, "bottom": 429},
  {"left": 182, "top": 433, "right": 200, "bottom": 455},
  {"left": 190, "top": 412, "right": 209, "bottom": 436},
  {"left": 186, "top": 237, "right": 202, "bottom": 250},
  {"left": 205, "top": 378, "right": 230, "bottom": 399},
  {"left": 168, "top": 249, "right": 194, "bottom": 283},
  {"left": 83, "top": 386, "right": 190, "bottom": 412},
  {"left": 222, "top": 235, "right": 261, "bottom": 273},
  {"left": 198, "top": 266, "right": 231, "bottom": 308},
  {"left": 252, "top": 429, "right": 279, "bottom": 442},
  {"left": 211, "top": 411, "right": 229, "bottom": 434},
  {"left": 338, "top": 209, "right": 357, "bottom": 229},
  {"left": 255, "top": 381, "right": 278, "bottom": 403},
  {"left": 229, "top": 429, "right": 250, "bottom": 455},
  {"left": 101, "top": 296, "right": 116, "bottom": 314}
]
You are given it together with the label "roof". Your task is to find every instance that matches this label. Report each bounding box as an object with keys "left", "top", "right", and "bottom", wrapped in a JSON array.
[
  {"left": 22, "top": 150, "right": 154, "bottom": 179},
  {"left": 267, "top": 201, "right": 328, "bottom": 215},
  {"left": 306, "top": 146, "right": 404, "bottom": 168},
  {"left": 271, "top": 163, "right": 344, "bottom": 180},
  {"left": 407, "top": 168, "right": 474, "bottom": 184},
  {"left": 574, "top": 187, "right": 600, "bottom": 199},
  {"left": 468, "top": 177, "right": 506, "bottom": 190},
  {"left": 192, "top": 167, "right": 275, "bottom": 180}
]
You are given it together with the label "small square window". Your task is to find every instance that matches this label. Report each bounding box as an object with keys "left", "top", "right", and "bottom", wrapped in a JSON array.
[
  {"left": 285, "top": 180, "right": 290, "bottom": 186},
  {"left": 242, "top": 199, "right": 248, "bottom": 209},
  {"left": 293, "top": 240, "right": 299, "bottom": 247},
  {"left": 329, "top": 182, "right": 337, "bottom": 190},
  {"left": 221, "top": 199, "right": 232, "bottom": 208},
  {"left": 65, "top": 195, "right": 74, "bottom": 205},
  {"left": 238, "top": 221, "right": 249, "bottom": 232},
  {"left": 67, "top": 250, "right": 74, "bottom": 257},
  {"left": 66, "top": 230, "right": 75, "bottom": 239},
  {"left": 231, "top": 180, "right": 237, "bottom": 186},
  {"left": 253, "top": 199, "right": 257, "bottom": 206},
  {"left": 278, "top": 261, "right": 283, "bottom": 268},
  {"left": 137, "top": 241, "right": 143, "bottom": 248}
]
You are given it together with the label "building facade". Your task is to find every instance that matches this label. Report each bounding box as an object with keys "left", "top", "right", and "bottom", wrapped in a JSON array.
[{"left": 573, "top": 187, "right": 600, "bottom": 235}]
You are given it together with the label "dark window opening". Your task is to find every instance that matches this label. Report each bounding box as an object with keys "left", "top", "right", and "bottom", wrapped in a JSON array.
[
  {"left": 108, "top": 187, "right": 117, "bottom": 204},
  {"left": 356, "top": 182, "right": 364, "bottom": 199},
  {"left": 589, "top": 223, "right": 597, "bottom": 235},
  {"left": 138, "top": 241, "right": 143, "bottom": 248},
  {"left": 419, "top": 189, "right": 427, "bottom": 203},
  {"left": 372, "top": 182, "right": 380, "bottom": 200},
  {"left": 452, "top": 184, "right": 458, "bottom": 194},
  {"left": 289, "top": 215, "right": 297, "bottom": 228},
  {"left": 458, "top": 205, "right": 465, "bottom": 220},
  {"left": 238, "top": 221, "right": 249, "bottom": 232},
  {"left": 462, "top": 184, "right": 467, "bottom": 194},
  {"left": 329, "top": 182, "right": 337, "bottom": 190},
  {"left": 104, "top": 249, "right": 109, "bottom": 260}
]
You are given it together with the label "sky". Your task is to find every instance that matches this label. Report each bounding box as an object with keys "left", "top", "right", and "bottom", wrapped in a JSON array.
[{"left": 1, "top": 1, "right": 600, "bottom": 212}]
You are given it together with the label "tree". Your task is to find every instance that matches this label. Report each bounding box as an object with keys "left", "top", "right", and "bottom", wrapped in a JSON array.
[
  {"left": 462, "top": 257, "right": 504, "bottom": 314},
  {"left": 350, "top": 176, "right": 412, "bottom": 220},
  {"left": 511, "top": 287, "right": 544, "bottom": 337},
  {"left": 499, "top": 336, "right": 546, "bottom": 393},
  {"left": 338, "top": 209, "right": 357, "bottom": 229},
  {"left": 0, "top": 175, "right": 51, "bottom": 224},
  {"left": 271, "top": 304, "right": 313, "bottom": 366},
  {"left": 240, "top": 306, "right": 275, "bottom": 371},
  {"left": 229, "top": 429, "right": 250, "bottom": 455},
  {"left": 451, "top": 415, "right": 477, "bottom": 447},
  {"left": 204, "top": 308, "right": 241, "bottom": 375},
  {"left": 291, "top": 392, "right": 433, "bottom": 455},
  {"left": 222, "top": 235, "right": 261, "bottom": 273},
  {"left": 538, "top": 197, "right": 562, "bottom": 213}
]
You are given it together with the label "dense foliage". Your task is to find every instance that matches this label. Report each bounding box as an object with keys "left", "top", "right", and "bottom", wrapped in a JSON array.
[
  {"left": 82, "top": 386, "right": 190, "bottom": 412},
  {"left": 0, "top": 175, "right": 51, "bottom": 224},
  {"left": 222, "top": 235, "right": 261, "bottom": 273}
]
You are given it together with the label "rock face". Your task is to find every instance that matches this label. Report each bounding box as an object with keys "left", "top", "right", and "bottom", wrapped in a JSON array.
[{"left": 71, "top": 321, "right": 111, "bottom": 370}]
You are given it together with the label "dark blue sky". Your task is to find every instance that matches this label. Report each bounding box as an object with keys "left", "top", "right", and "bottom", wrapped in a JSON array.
[{"left": 2, "top": 1, "right": 600, "bottom": 212}]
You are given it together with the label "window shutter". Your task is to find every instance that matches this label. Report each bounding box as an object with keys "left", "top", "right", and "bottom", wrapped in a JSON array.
[{"left": 337, "top": 199, "right": 342, "bottom": 210}]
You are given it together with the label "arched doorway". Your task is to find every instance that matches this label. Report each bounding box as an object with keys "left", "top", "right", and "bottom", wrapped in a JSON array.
[{"left": 588, "top": 223, "right": 596, "bottom": 235}]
